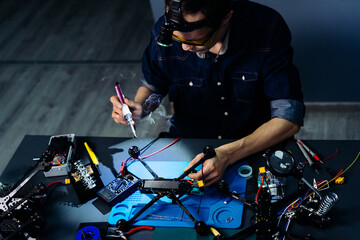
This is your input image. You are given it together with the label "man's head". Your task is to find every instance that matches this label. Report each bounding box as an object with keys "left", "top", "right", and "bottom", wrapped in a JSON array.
[{"left": 158, "top": 0, "right": 233, "bottom": 53}]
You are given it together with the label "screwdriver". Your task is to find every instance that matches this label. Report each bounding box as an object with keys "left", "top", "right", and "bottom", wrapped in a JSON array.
[
  {"left": 115, "top": 82, "right": 137, "bottom": 138},
  {"left": 84, "top": 142, "right": 102, "bottom": 175}
]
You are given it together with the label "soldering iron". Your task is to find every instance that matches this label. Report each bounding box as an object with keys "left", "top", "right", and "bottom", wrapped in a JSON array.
[{"left": 115, "top": 82, "right": 137, "bottom": 138}]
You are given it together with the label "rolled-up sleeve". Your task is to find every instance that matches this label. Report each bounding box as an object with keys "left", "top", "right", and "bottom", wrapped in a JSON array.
[
  {"left": 270, "top": 99, "right": 305, "bottom": 125},
  {"left": 261, "top": 13, "right": 305, "bottom": 126}
]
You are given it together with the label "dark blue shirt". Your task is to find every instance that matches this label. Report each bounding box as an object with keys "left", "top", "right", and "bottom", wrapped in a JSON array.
[{"left": 141, "top": 1, "right": 305, "bottom": 139}]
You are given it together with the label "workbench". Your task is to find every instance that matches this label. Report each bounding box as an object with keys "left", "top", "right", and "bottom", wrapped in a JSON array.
[{"left": 1, "top": 135, "right": 359, "bottom": 240}]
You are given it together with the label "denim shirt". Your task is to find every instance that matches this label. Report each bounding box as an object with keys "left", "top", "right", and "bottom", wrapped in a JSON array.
[{"left": 141, "top": 1, "right": 305, "bottom": 139}]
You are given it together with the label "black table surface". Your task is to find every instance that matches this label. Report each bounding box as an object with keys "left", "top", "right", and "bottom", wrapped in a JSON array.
[{"left": 1, "top": 135, "right": 360, "bottom": 240}]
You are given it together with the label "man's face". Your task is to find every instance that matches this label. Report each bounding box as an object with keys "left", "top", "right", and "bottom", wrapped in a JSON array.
[{"left": 172, "top": 11, "right": 217, "bottom": 54}]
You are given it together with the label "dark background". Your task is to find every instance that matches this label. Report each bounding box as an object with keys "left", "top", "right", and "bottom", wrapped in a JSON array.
[
  {"left": 1, "top": 0, "right": 360, "bottom": 175},
  {"left": 1, "top": 0, "right": 359, "bottom": 101}
]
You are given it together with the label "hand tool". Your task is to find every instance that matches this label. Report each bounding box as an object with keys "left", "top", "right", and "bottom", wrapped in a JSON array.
[{"left": 115, "top": 82, "right": 137, "bottom": 138}]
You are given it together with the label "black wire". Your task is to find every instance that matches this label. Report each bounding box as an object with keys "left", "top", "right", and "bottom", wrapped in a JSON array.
[
  {"left": 197, "top": 165, "right": 204, "bottom": 214},
  {"left": 122, "top": 136, "right": 161, "bottom": 173},
  {"left": 140, "top": 136, "right": 161, "bottom": 154}
]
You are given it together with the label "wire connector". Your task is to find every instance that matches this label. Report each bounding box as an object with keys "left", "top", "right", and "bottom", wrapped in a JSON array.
[{"left": 259, "top": 167, "right": 266, "bottom": 176}]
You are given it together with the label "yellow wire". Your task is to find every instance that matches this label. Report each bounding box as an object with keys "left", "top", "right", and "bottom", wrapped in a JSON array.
[
  {"left": 332, "top": 151, "right": 360, "bottom": 179},
  {"left": 292, "top": 151, "right": 360, "bottom": 206}
]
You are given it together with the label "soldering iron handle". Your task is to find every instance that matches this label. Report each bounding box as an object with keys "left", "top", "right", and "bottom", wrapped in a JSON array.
[{"left": 178, "top": 145, "right": 216, "bottom": 179}]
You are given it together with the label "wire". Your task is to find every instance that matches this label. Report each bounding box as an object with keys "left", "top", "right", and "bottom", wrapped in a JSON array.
[
  {"left": 303, "top": 151, "right": 357, "bottom": 204},
  {"left": 180, "top": 179, "right": 194, "bottom": 185},
  {"left": 304, "top": 148, "right": 339, "bottom": 165},
  {"left": 276, "top": 151, "right": 359, "bottom": 235},
  {"left": 139, "top": 137, "right": 182, "bottom": 159},
  {"left": 46, "top": 180, "right": 63, "bottom": 188},
  {"left": 119, "top": 137, "right": 164, "bottom": 175},
  {"left": 256, "top": 176, "right": 264, "bottom": 205},
  {"left": 289, "top": 151, "right": 359, "bottom": 208},
  {"left": 120, "top": 137, "right": 182, "bottom": 176},
  {"left": 334, "top": 151, "right": 360, "bottom": 178},
  {"left": 197, "top": 165, "right": 205, "bottom": 214},
  {"left": 322, "top": 149, "right": 339, "bottom": 162},
  {"left": 41, "top": 180, "right": 70, "bottom": 203}
]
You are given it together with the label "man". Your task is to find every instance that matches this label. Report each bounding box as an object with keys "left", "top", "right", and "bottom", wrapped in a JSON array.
[{"left": 110, "top": 0, "right": 305, "bottom": 187}]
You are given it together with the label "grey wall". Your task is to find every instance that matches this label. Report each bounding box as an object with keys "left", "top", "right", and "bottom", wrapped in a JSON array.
[
  {"left": 150, "top": 0, "right": 165, "bottom": 22},
  {"left": 253, "top": 0, "right": 360, "bottom": 102},
  {"left": 149, "top": 0, "right": 360, "bottom": 102}
]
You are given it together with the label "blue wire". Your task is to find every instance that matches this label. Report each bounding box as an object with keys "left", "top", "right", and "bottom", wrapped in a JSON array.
[{"left": 277, "top": 188, "right": 311, "bottom": 215}]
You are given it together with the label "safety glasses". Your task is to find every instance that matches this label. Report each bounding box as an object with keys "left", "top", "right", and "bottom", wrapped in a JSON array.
[{"left": 172, "top": 30, "right": 216, "bottom": 46}]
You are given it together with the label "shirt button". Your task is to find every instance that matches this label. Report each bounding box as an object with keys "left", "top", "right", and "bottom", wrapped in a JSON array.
[
  {"left": 218, "top": 135, "right": 222, "bottom": 139},
  {"left": 221, "top": 96, "right": 225, "bottom": 101},
  {"left": 217, "top": 82, "right": 222, "bottom": 86},
  {"left": 224, "top": 112, "right": 229, "bottom": 116},
  {"left": 189, "top": 81, "right": 193, "bottom": 86}
]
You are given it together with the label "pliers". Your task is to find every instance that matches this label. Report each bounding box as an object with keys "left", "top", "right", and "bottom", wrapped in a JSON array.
[{"left": 107, "top": 226, "right": 154, "bottom": 240}]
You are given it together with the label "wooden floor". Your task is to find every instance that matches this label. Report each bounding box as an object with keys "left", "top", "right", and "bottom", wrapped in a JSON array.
[{"left": 0, "top": 0, "right": 359, "bottom": 175}]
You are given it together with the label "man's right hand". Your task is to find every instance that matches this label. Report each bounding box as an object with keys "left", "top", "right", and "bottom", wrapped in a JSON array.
[{"left": 110, "top": 96, "right": 143, "bottom": 125}]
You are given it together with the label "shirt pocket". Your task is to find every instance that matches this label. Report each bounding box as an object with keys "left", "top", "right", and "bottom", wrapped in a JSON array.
[
  {"left": 170, "top": 77, "right": 207, "bottom": 102},
  {"left": 231, "top": 71, "right": 259, "bottom": 103}
]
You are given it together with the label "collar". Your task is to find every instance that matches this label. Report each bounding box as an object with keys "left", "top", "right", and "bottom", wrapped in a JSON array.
[{"left": 196, "top": 27, "right": 230, "bottom": 59}]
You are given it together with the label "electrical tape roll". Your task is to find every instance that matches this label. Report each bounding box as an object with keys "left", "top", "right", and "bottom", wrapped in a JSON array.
[
  {"left": 76, "top": 226, "right": 102, "bottom": 240},
  {"left": 238, "top": 165, "right": 252, "bottom": 178}
]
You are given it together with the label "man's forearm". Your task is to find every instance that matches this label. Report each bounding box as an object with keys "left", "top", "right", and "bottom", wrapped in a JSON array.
[
  {"left": 216, "top": 118, "right": 300, "bottom": 165},
  {"left": 134, "top": 86, "right": 154, "bottom": 104}
]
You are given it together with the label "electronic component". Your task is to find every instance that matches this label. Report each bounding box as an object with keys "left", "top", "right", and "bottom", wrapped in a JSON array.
[
  {"left": 139, "top": 179, "right": 194, "bottom": 195},
  {"left": 44, "top": 133, "right": 75, "bottom": 177},
  {"left": 70, "top": 158, "right": 104, "bottom": 204},
  {"left": 97, "top": 175, "right": 140, "bottom": 206},
  {"left": 254, "top": 184, "right": 275, "bottom": 240},
  {"left": 72, "top": 160, "right": 96, "bottom": 189},
  {"left": 257, "top": 169, "right": 286, "bottom": 203}
]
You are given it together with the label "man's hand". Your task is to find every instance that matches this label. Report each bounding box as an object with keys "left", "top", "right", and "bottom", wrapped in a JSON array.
[
  {"left": 184, "top": 148, "right": 230, "bottom": 187},
  {"left": 110, "top": 96, "right": 142, "bottom": 125},
  {"left": 183, "top": 118, "right": 301, "bottom": 187}
]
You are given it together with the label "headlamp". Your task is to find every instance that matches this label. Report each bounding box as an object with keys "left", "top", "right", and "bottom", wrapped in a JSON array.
[
  {"left": 157, "top": 23, "right": 174, "bottom": 47},
  {"left": 157, "top": 0, "right": 213, "bottom": 47}
]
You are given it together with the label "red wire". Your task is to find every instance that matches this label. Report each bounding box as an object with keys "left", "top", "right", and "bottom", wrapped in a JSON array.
[
  {"left": 303, "top": 148, "right": 339, "bottom": 165},
  {"left": 256, "top": 176, "right": 264, "bottom": 205},
  {"left": 40, "top": 180, "right": 63, "bottom": 203},
  {"left": 138, "top": 137, "right": 182, "bottom": 159},
  {"left": 333, "top": 169, "right": 343, "bottom": 178},
  {"left": 46, "top": 180, "right": 63, "bottom": 188},
  {"left": 128, "top": 226, "right": 154, "bottom": 235},
  {"left": 120, "top": 137, "right": 182, "bottom": 175},
  {"left": 181, "top": 179, "right": 195, "bottom": 185},
  {"left": 322, "top": 149, "right": 339, "bottom": 162}
]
